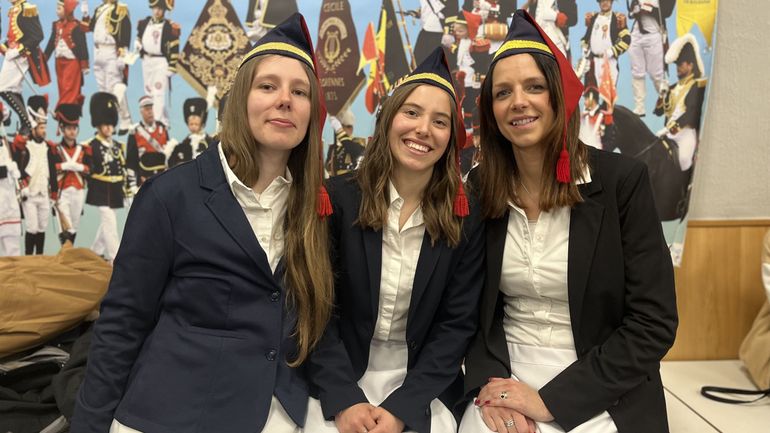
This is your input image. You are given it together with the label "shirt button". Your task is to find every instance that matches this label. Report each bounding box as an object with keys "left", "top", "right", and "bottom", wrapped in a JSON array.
[
  {"left": 266, "top": 349, "right": 277, "bottom": 361},
  {"left": 270, "top": 291, "right": 280, "bottom": 302},
  {"left": 262, "top": 208, "right": 269, "bottom": 213},
  {"left": 260, "top": 236, "right": 268, "bottom": 243}
]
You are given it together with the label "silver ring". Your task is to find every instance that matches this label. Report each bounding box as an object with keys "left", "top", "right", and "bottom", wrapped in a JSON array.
[
  {"left": 504, "top": 419, "right": 515, "bottom": 427},
  {"left": 500, "top": 390, "right": 508, "bottom": 400}
]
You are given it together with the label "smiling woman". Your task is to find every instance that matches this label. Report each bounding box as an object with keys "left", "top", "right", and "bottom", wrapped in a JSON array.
[
  {"left": 70, "top": 13, "right": 333, "bottom": 433},
  {"left": 305, "top": 47, "right": 485, "bottom": 433}
]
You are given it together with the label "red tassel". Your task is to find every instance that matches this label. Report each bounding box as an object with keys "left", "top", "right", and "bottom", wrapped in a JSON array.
[
  {"left": 556, "top": 148, "right": 571, "bottom": 183},
  {"left": 316, "top": 185, "right": 333, "bottom": 217},
  {"left": 453, "top": 181, "right": 470, "bottom": 217}
]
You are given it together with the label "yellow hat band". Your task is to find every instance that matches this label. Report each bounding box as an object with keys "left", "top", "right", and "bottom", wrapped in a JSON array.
[
  {"left": 240, "top": 42, "right": 314, "bottom": 70},
  {"left": 493, "top": 40, "right": 553, "bottom": 61}
]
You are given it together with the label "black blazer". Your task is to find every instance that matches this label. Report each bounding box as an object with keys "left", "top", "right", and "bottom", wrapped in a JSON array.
[
  {"left": 464, "top": 148, "right": 677, "bottom": 433},
  {"left": 71, "top": 144, "right": 309, "bottom": 433},
  {"left": 308, "top": 173, "right": 485, "bottom": 433}
]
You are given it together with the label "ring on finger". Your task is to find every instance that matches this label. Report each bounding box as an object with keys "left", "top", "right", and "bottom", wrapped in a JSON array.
[
  {"left": 504, "top": 419, "right": 514, "bottom": 427},
  {"left": 500, "top": 390, "right": 508, "bottom": 400}
]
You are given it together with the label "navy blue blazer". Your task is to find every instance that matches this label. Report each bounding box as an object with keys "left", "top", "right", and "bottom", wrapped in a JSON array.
[
  {"left": 71, "top": 143, "right": 309, "bottom": 433},
  {"left": 308, "top": 173, "right": 485, "bottom": 433},
  {"left": 463, "top": 148, "right": 678, "bottom": 432}
]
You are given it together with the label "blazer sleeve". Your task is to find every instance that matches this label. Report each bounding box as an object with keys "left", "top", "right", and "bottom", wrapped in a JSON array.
[
  {"left": 380, "top": 210, "right": 486, "bottom": 430},
  {"left": 70, "top": 178, "right": 174, "bottom": 433},
  {"left": 539, "top": 162, "right": 678, "bottom": 431},
  {"left": 307, "top": 182, "right": 369, "bottom": 419}
]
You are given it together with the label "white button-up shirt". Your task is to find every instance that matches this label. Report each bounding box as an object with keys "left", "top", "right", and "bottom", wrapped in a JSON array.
[
  {"left": 373, "top": 181, "right": 426, "bottom": 342},
  {"left": 500, "top": 171, "right": 592, "bottom": 350},
  {"left": 218, "top": 144, "right": 291, "bottom": 273}
]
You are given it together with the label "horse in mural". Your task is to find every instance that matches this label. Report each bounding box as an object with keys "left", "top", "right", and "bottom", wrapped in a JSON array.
[{"left": 601, "top": 105, "right": 694, "bottom": 222}]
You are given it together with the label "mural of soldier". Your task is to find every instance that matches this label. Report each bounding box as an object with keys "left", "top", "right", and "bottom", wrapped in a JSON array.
[
  {"left": 44, "top": 0, "right": 89, "bottom": 109},
  {"left": 136, "top": 0, "right": 179, "bottom": 127},
  {"left": 53, "top": 102, "right": 89, "bottom": 244},
  {"left": 167, "top": 96, "right": 212, "bottom": 167}
]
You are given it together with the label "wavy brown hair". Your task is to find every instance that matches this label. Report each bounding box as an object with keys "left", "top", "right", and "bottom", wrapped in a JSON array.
[
  {"left": 219, "top": 55, "right": 333, "bottom": 366},
  {"left": 356, "top": 82, "right": 463, "bottom": 247},
  {"left": 477, "top": 52, "right": 588, "bottom": 219}
]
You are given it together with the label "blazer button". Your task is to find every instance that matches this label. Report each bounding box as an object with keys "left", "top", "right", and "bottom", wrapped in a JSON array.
[
  {"left": 270, "top": 291, "right": 280, "bottom": 301},
  {"left": 266, "top": 349, "right": 277, "bottom": 361},
  {"left": 408, "top": 340, "right": 417, "bottom": 350}
]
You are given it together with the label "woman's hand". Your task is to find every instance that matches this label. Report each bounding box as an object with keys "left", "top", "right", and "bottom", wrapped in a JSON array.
[
  {"left": 480, "top": 405, "right": 537, "bottom": 433},
  {"left": 477, "top": 377, "right": 554, "bottom": 423},
  {"left": 335, "top": 403, "right": 377, "bottom": 433},
  {"left": 369, "top": 407, "right": 405, "bottom": 433}
]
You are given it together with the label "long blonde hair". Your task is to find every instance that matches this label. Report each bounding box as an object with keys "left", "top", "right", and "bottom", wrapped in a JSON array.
[
  {"left": 356, "top": 82, "right": 463, "bottom": 247},
  {"left": 219, "top": 55, "right": 333, "bottom": 366}
]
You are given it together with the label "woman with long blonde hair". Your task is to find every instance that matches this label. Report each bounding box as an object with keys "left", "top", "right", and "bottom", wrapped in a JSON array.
[
  {"left": 305, "top": 47, "right": 485, "bottom": 433},
  {"left": 72, "top": 14, "right": 333, "bottom": 433}
]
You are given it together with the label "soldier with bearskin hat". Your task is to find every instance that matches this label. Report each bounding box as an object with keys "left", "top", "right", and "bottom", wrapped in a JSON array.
[
  {"left": 324, "top": 109, "right": 365, "bottom": 177},
  {"left": 0, "top": 0, "right": 51, "bottom": 137},
  {"left": 85, "top": 91, "right": 126, "bottom": 262},
  {"left": 11, "top": 95, "right": 59, "bottom": 255},
  {"left": 136, "top": 0, "right": 179, "bottom": 127},
  {"left": 81, "top": 0, "right": 133, "bottom": 134},
  {"left": 167, "top": 97, "right": 213, "bottom": 168},
  {"left": 654, "top": 33, "right": 707, "bottom": 173},
  {"left": 44, "top": 0, "right": 89, "bottom": 109},
  {"left": 53, "top": 103, "right": 89, "bottom": 245},
  {"left": 0, "top": 102, "right": 22, "bottom": 256},
  {"left": 126, "top": 95, "right": 169, "bottom": 188}
]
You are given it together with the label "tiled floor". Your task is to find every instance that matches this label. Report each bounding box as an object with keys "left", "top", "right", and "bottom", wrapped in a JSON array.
[{"left": 662, "top": 360, "right": 770, "bottom": 433}]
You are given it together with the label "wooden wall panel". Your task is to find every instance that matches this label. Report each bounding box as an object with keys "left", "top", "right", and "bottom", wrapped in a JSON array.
[{"left": 664, "top": 220, "right": 770, "bottom": 360}]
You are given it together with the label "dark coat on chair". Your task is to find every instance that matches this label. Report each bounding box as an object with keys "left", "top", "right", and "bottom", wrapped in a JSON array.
[
  {"left": 463, "top": 148, "right": 678, "bottom": 433},
  {"left": 71, "top": 143, "right": 309, "bottom": 433},
  {"left": 308, "top": 173, "right": 485, "bottom": 433}
]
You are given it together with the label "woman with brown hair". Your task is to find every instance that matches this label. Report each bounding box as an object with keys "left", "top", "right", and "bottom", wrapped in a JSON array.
[
  {"left": 305, "top": 47, "right": 485, "bottom": 433},
  {"left": 71, "top": 14, "right": 333, "bottom": 433},
  {"left": 459, "top": 10, "right": 677, "bottom": 433}
]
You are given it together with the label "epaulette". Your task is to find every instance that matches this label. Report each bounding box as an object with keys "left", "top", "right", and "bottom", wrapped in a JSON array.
[
  {"left": 616, "top": 12, "right": 627, "bottom": 29},
  {"left": 23, "top": 4, "right": 39, "bottom": 18},
  {"left": 170, "top": 21, "right": 181, "bottom": 37},
  {"left": 696, "top": 77, "right": 708, "bottom": 88},
  {"left": 116, "top": 4, "right": 129, "bottom": 17},
  {"left": 585, "top": 12, "right": 596, "bottom": 27}
]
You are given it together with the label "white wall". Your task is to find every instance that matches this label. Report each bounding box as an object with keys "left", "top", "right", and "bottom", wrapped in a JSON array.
[{"left": 688, "top": 2, "right": 770, "bottom": 220}]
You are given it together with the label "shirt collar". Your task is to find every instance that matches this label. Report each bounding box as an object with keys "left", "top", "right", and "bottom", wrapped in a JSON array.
[
  {"left": 387, "top": 179, "right": 424, "bottom": 228},
  {"left": 217, "top": 142, "right": 292, "bottom": 193}
]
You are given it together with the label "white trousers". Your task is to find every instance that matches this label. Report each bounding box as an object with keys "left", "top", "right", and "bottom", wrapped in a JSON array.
[
  {"left": 0, "top": 55, "right": 29, "bottom": 93},
  {"left": 459, "top": 342, "right": 618, "bottom": 433},
  {"left": 91, "top": 206, "right": 119, "bottom": 261},
  {"left": 57, "top": 186, "right": 85, "bottom": 234},
  {"left": 629, "top": 30, "right": 664, "bottom": 81},
  {"left": 668, "top": 127, "right": 697, "bottom": 171},
  {"left": 304, "top": 340, "right": 457, "bottom": 433},
  {"left": 0, "top": 223, "right": 21, "bottom": 256},
  {"left": 94, "top": 45, "right": 131, "bottom": 130},
  {"left": 142, "top": 56, "right": 169, "bottom": 126},
  {"left": 22, "top": 194, "right": 50, "bottom": 234},
  {"left": 110, "top": 396, "right": 299, "bottom": 433}
]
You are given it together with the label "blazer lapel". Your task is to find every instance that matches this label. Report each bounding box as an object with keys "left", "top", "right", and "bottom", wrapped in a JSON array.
[
  {"left": 568, "top": 172, "right": 604, "bottom": 342},
  {"left": 362, "top": 228, "right": 383, "bottom": 319},
  {"left": 483, "top": 212, "right": 510, "bottom": 364},
  {"left": 408, "top": 232, "right": 442, "bottom": 321},
  {"left": 198, "top": 144, "right": 274, "bottom": 280}
]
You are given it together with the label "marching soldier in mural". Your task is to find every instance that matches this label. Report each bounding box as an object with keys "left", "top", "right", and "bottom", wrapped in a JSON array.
[
  {"left": 628, "top": 0, "right": 675, "bottom": 116},
  {"left": 578, "top": 0, "right": 630, "bottom": 121},
  {"left": 578, "top": 86, "right": 605, "bottom": 149},
  {"left": 0, "top": 0, "right": 50, "bottom": 137},
  {"left": 44, "top": 0, "right": 89, "bottom": 108},
  {"left": 0, "top": 103, "right": 22, "bottom": 256},
  {"left": 126, "top": 95, "right": 169, "bottom": 188},
  {"left": 86, "top": 92, "right": 126, "bottom": 263},
  {"left": 53, "top": 103, "right": 89, "bottom": 245},
  {"left": 412, "top": 0, "right": 458, "bottom": 64},
  {"left": 325, "top": 109, "right": 365, "bottom": 177},
  {"left": 167, "top": 97, "right": 213, "bottom": 167},
  {"left": 136, "top": 0, "right": 179, "bottom": 127},
  {"left": 12, "top": 95, "right": 59, "bottom": 255},
  {"left": 82, "top": 0, "right": 133, "bottom": 134},
  {"left": 444, "top": 11, "right": 484, "bottom": 130},
  {"left": 524, "top": 0, "right": 573, "bottom": 57},
  {"left": 654, "top": 33, "right": 706, "bottom": 173}
]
